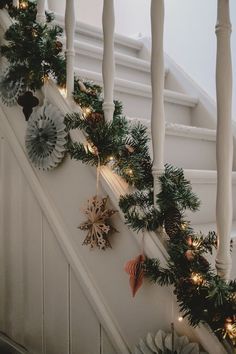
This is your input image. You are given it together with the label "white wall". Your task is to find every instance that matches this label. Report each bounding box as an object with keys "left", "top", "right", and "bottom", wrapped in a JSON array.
[
  {"left": 49, "top": 0, "right": 236, "bottom": 116},
  {"left": 164, "top": 0, "right": 236, "bottom": 118}
]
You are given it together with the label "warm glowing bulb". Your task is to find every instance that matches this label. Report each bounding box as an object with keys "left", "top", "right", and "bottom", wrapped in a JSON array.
[
  {"left": 191, "top": 273, "right": 203, "bottom": 285},
  {"left": 127, "top": 169, "right": 133, "bottom": 176},
  {"left": 226, "top": 323, "right": 233, "bottom": 331},
  {"left": 109, "top": 156, "right": 115, "bottom": 162},
  {"left": 32, "top": 29, "right": 38, "bottom": 38},
  {"left": 192, "top": 239, "right": 201, "bottom": 248},
  {"left": 20, "top": 1, "right": 28, "bottom": 9},
  {"left": 181, "top": 222, "right": 188, "bottom": 230},
  {"left": 178, "top": 316, "right": 183, "bottom": 322},
  {"left": 42, "top": 75, "right": 49, "bottom": 84},
  {"left": 83, "top": 107, "right": 92, "bottom": 117}
]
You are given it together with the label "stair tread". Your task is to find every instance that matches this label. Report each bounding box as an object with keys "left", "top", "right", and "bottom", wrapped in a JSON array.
[
  {"left": 75, "top": 68, "right": 198, "bottom": 107},
  {"left": 128, "top": 119, "right": 216, "bottom": 141},
  {"left": 66, "top": 38, "right": 166, "bottom": 74},
  {"left": 183, "top": 169, "right": 236, "bottom": 182},
  {"left": 56, "top": 13, "right": 143, "bottom": 51},
  {"left": 165, "top": 122, "right": 216, "bottom": 140}
]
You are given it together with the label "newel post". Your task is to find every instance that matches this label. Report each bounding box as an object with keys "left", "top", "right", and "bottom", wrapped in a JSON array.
[
  {"left": 102, "top": 0, "right": 115, "bottom": 121},
  {"left": 36, "top": 0, "right": 46, "bottom": 24},
  {"left": 151, "top": 0, "right": 165, "bottom": 205},
  {"left": 65, "top": 0, "right": 75, "bottom": 101},
  {"left": 215, "top": 0, "right": 233, "bottom": 280}
]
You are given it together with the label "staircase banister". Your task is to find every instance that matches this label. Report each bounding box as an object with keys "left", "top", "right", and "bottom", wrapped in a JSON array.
[
  {"left": 151, "top": 0, "right": 165, "bottom": 205},
  {"left": 65, "top": 0, "right": 75, "bottom": 102},
  {"left": 215, "top": 0, "right": 233, "bottom": 280},
  {"left": 0, "top": 5, "right": 232, "bottom": 353},
  {"left": 102, "top": 0, "right": 115, "bottom": 122}
]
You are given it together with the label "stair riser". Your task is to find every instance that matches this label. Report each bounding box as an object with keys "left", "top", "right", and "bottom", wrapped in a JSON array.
[
  {"left": 116, "top": 90, "right": 192, "bottom": 125},
  {"left": 75, "top": 51, "right": 151, "bottom": 85},
  {"left": 164, "top": 136, "right": 216, "bottom": 170},
  {"left": 186, "top": 182, "right": 236, "bottom": 225},
  {"left": 73, "top": 33, "right": 140, "bottom": 58}
]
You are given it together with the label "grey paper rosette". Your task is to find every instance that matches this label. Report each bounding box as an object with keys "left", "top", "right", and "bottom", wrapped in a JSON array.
[
  {"left": 0, "top": 70, "right": 24, "bottom": 106},
  {"left": 25, "top": 103, "right": 68, "bottom": 170},
  {"left": 134, "top": 330, "right": 207, "bottom": 354}
]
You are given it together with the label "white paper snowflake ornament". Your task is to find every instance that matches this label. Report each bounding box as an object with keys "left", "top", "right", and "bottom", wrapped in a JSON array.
[{"left": 25, "top": 103, "right": 68, "bottom": 170}]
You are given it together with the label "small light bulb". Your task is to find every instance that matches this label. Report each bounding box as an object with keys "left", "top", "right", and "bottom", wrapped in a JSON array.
[
  {"left": 20, "top": 1, "right": 28, "bottom": 9},
  {"left": 192, "top": 239, "right": 201, "bottom": 248},
  {"left": 83, "top": 107, "right": 92, "bottom": 117},
  {"left": 178, "top": 316, "right": 183, "bottom": 322},
  {"left": 191, "top": 272, "right": 203, "bottom": 285},
  {"left": 181, "top": 222, "right": 188, "bottom": 230},
  {"left": 127, "top": 169, "right": 133, "bottom": 176},
  {"left": 109, "top": 156, "right": 115, "bottom": 162},
  {"left": 42, "top": 75, "right": 49, "bottom": 84},
  {"left": 226, "top": 323, "right": 233, "bottom": 331},
  {"left": 32, "top": 29, "right": 38, "bottom": 38}
]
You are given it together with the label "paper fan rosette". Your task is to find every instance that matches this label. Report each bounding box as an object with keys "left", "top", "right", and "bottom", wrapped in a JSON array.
[
  {"left": 0, "top": 69, "right": 24, "bottom": 106},
  {"left": 25, "top": 103, "right": 68, "bottom": 170},
  {"left": 134, "top": 329, "right": 207, "bottom": 354}
]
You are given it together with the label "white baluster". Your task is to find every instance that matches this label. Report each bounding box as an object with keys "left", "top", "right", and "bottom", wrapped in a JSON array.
[
  {"left": 12, "top": 0, "right": 19, "bottom": 7},
  {"left": 102, "top": 0, "right": 115, "bottom": 121},
  {"left": 65, "top": 0, "right": 75, "bottom": 102},
  {"left": 215, "top": 0, "right": 233, "bottom": 280},
  {"left": 151, "top": 0, "right": 165, "bottom": 205},
  {"left": 36, "top": 0, "right": 46, "bottom": 24}
]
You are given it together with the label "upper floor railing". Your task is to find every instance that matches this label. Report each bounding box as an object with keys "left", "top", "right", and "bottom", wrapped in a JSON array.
[{"left": 34, "top": 0, "right": 233, "bottom": 280}]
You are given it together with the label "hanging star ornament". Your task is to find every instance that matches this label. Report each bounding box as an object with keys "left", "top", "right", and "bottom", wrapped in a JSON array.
[
  {"left": 79, "top": 196, "right": 117, "bottom": 250},
  {"left": 125, "top": 254, "right": 146, "bottom": 297}
]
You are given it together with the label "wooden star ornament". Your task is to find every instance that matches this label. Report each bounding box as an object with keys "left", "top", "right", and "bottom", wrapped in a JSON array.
[
  {"left": 125, "top": 254, "right": 146, "bottom": 297},
  {"left": 79, "top": 195, "right": 117, "bottom": 250}
]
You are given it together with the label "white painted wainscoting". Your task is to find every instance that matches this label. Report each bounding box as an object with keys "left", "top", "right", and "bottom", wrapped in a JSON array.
[{"left": 0, "top": 135, "right": 117, "bottom": 354}]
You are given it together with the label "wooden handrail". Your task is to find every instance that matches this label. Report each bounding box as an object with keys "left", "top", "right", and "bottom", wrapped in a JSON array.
[
  {"left": 215, "top": 0, "right": 233, "bottom": 280},
  {"left": 151, "top": 0, "right": 165, "bottom": 205}
]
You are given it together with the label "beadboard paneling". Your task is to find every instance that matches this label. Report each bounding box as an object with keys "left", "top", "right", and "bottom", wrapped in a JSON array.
[
  {"left": 22, "top": 181, "right": 43, "bottom": 354},
  {"left": 3, "top": 140, "right": 25, "bottom": 344},
  {"left": 43, "top": 218, "right": 70, "bottom": 354},
  {"left": 70, "top": 269, "right": 101, "bottom": 354},
  {"left": 0, "top": 135, "right": 118, "bottom": 354}
]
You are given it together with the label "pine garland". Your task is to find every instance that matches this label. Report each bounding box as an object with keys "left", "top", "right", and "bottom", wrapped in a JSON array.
[
  {"left": 0, "top": 0, "right": 66, "bottom": 91},
  {"left": 0, "top": 0, "right": 12, "bottom": 9},
  {"left": 0, "top": 1, "right": 236, "bottom": 349}
]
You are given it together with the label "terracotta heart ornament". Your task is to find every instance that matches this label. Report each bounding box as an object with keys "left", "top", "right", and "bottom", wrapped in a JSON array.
[{"left": 125, "top": 254, "right": 146, "bottom": 297}]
